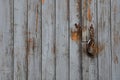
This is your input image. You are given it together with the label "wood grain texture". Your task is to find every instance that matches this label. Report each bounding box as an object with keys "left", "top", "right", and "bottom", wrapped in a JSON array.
[
  {"left": 14, "top": 0, "right": 28, "bottom": 80},
  {"left": 42, "top": 0, "right": 56, "bottom": 80},
  {"left": 27, "top": 0, "right": 42, "bottom": 80},
  {"left": 111, "top": 0, "right": 120, "bottom": 80},
  {"left": 69, "top": 0, "right": 82, "bottom": 80},
  {"left": 56, "top": 0, "right": 69, "bottom": 80},
  {"left": 97, "top": 0, "right": 112, "bottom": 80},
  {"left": 0, "top": 0, "right": 14, "bottom": 80}
]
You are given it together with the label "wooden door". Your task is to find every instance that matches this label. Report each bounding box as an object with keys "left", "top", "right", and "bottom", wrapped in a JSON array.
[{"left": 0, "top": 0, "right": 120, "bottom": 80}]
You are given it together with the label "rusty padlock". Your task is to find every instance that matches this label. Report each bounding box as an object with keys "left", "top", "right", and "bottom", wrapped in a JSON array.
[{"left": 87, "top": 24, "right": 97, "bottom": 57}]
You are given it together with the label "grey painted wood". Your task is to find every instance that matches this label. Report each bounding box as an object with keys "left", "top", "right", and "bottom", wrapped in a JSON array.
[
  {"left": 56, "top": 0, "right": 69, "bottom": 80},
  {"left": 81, "top": 0, "right": 89, "bottom": 80},
  {"left": 42, "top": 0, "right": 56, "bottom": 80},
  {"left": 0, "top": 0, "right": 14, "bottom": 80},
  {"left": 82, "top": 0, "right": 87, "bottom": 42},
  {"left": 82, "top": 0, "right": 98, "bottom": 80},
  {"left": 0, "top": 0, "right": 120, "bottom": 80},
  {"left": 86, "top": 0, "right": 98, "bottom": 80},
  {"left": 69, "top": 0, "right": 82, "bottom": 80},
  {"left": 87, "top": 0, "right": 98, "bottom": 80},
  {"left": 81, "top": 0, "right": 99, "bottom": 80},
  {"left": 97, "top": 0, "right": 112, "bottom": 80},
  {"left": 111, "top": 0, "right": 120, "bottom": 80},
  {"left": 28, "top": 0, "right": 42, "bottom": 80},
  {"left": 14, "top": 0, "right": 28, "bottom": 80}
]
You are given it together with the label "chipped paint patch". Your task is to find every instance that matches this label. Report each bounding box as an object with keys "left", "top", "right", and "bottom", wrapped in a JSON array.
[
  {"left": 71, "top": 31, "right": 79, "bottom": 41},
  {"left": 71, "top": 24, "right": 82, "bottom": 42},
  {"left": 87, "top": 7, "right": 92, "bottom": 22}
]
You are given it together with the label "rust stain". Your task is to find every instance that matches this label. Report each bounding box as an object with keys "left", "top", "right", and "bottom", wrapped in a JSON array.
[
  {"left": 71, "top": 23, "right": 82, "bottom": 42},
  {"left": 83, "top": 0, "right": 87, "bottom": 9},
  {"left": 36, "top": 4, "right": 38, "bottom": 32},
  {"left": 28, "top": 38, "right": 33, "bottom": 44},
  {"left": 26, "top": 32, "right": 31, "bottom": 35},
  {"left": 71, "top": 31, "right": 78, "bottom": 41},
  {"left": 32, "top": 38, "right": 36, "bottom": 52},
  {"left": 42, "top": 0, "right": 45, "bottom": 4},
  {"left": 28, "top": 38, "right": 36, "bottom": 50},
  {"left": 52, "top": 43, "right": 56, "bottom": 55},
  {"left": 88, "top": 0, "right": 92, "bottom": 4},
  {"left": 25, "top": 38, "right": 36, "bottom": 67},
  {"left": 87, "top": 7, "right": 92, "bottom": 22},
  {"left": 114, "top": 55, "right": 118, "bottom": 64}
]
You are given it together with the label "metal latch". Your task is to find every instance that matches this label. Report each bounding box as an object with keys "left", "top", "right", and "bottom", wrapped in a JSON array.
[{"left": 72, "top": 23, "right": 98, "bottom": 57}]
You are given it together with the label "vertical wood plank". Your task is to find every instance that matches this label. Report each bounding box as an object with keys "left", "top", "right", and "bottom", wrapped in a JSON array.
[
  {"left": 42, "top": 0, "right": 56, "bottom": 80},
  {"left": 14, "top": 0, "right": 28, "bottom": 80},
  {"left": 56, "top": 0, "right": 69, "bottom": 80},
  {"left": 111, "top": 0, "right": 120, "bottom": 80},
  {"left": 87, "top": 0, "right": 98, "bottom": 80},
  {"left": 27, "top": 0, "right": 42, "bottom": 80},
  {"left": 97, "top": 0, "right": 112, "bottom": 80},
  {"left": 69, "top": 0, "right": 82, "bottom": 80},
  {"left": 82, "top": 0, "right": 98, "bottom": 80},
  {"left": 0, "top": 0, "right": 14, "bottom": 80},
  {"left": 81, "top": 0, "right": 89, "bottom": 79}
]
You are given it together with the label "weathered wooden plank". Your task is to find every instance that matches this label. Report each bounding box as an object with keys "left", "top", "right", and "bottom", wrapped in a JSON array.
[
  {"left": 97, "top": 0, "right": 112, "bottom": 80},
  {"left": 87, "top": 0, "right": 98, "bottom": 80},
  {"left": 42, "top": 0, "right": 56, "bottom": 80},
  {"left": 82, "top": 0, "right": 98, "bottom": 80},
  {"left": 0, "top": 0, "right": 14, "bottom": 80},
  {"left": 27, "top": 0, "right": 42, "bottom": 80},
  {"left": 111, "top": 0, "right": 120, "bottom": 80},
  {"left": 14, "top": 0, "right": 28, "bottom": 80},
  {"left": 69, "top": 0, "right": 82, "bottom": 80},
  {"left": 56, "top": 0, "right": 69, "bottom": 80},
  {"left": 81, "top": 0, "right": 89, "bottom": 79}
]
